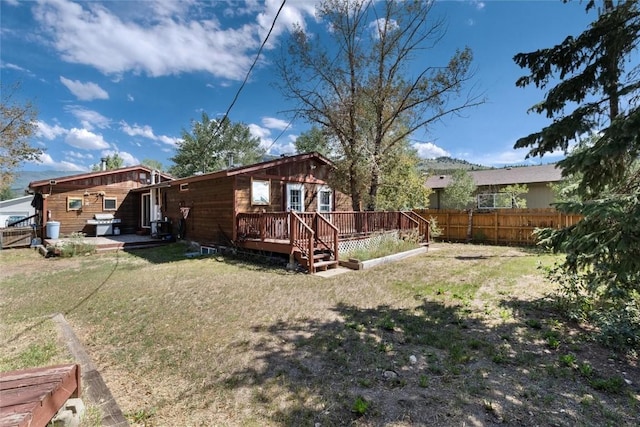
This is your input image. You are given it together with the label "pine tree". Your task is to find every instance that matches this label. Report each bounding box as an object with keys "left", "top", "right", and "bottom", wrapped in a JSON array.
[{"left": 514, "top": 0, "right": 640, "bottom": 348}]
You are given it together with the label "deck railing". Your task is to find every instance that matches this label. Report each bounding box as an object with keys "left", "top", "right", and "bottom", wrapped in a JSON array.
[
  {"left": 237, "top": 212, "right": 290, "bottom": 241},
  {"left": 236, "top": 210, "right": 428, "bottom": 252}
]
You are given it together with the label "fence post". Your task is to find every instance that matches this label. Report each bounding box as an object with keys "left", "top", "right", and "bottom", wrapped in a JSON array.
[{"left": 494, "top": 210, "right": 498, "bottom": 245}]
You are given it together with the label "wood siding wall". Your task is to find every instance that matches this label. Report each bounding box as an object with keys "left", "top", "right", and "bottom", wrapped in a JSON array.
[
  {"left": 38, "top": 171, "right": 148, "bottom": 236},
  {"left": 163, "top": 176, "right": 236, "bottom": 244},
  {"left": 163, "top": 158, "right": 352, "bottom": 245},
  {"left": 415, "top": 208, "right": 582, "bottom": 246}
]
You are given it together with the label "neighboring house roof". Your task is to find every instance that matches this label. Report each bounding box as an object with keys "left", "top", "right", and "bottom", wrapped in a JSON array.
[
  {"left": 28, "top": 165, "right": 173, "bottom": 189},
  {"left": 425, "top": 164, "right": 563, "bottom": 190},
  {"left": 0, "top": 195, "right": 34, "bottom": 209},
  {"left": 140, "top": 151, "right": 333, "bottom": 190}
]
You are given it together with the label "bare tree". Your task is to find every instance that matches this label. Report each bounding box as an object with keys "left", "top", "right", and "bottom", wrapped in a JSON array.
[{"left": 275, "top": 0, "right": 482, "bottom": 210}]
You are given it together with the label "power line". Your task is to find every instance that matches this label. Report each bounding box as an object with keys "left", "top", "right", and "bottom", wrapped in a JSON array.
[{"left": 207, "top": 0, "right": 288, "bottom": 149}]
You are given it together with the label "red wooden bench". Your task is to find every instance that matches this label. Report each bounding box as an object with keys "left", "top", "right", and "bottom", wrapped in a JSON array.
[{"left": 0, "top": 364, "right": 81, "bottom": 427}]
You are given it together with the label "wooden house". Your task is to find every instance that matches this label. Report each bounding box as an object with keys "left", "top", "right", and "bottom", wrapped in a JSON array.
[
  {"left": 28, "top": 166, "right": 172, "bottom": 238},
  {"left": 140, "top": 152, "right": 430, "bottom": 273},
  {"left": 27, "top": 153, "right": 429, "bottom": 273}
]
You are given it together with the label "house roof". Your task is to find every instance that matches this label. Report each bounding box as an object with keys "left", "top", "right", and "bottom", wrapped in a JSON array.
[
  {"left": 425, "top": 164, "right": 563, "bottom": 189},
  {"left": 28, "top": 165, "right": 172, "bottom": 189},
  {"left": 0, "top": 195, "right": 34, "bottom": 209},
  {"left": 140, "top": 151, "right": 333, "bottom": 190}
]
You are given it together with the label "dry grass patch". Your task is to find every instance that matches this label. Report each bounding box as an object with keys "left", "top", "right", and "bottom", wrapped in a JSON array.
[{"left": 1, "top": 243, "right": 638, "bottom": 426}]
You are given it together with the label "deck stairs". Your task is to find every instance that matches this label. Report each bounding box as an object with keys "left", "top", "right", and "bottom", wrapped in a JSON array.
[{"left": 295, "top": 247, "right": 339, "bottom": 274}]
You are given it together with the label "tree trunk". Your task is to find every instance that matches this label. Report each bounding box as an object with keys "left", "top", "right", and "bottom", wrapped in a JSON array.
[
  {"left": 366, "top": 166, "right": 380, "bottom": 211},
  {"left": 349, "top": 161, "right": 361, "bottom": 212}
]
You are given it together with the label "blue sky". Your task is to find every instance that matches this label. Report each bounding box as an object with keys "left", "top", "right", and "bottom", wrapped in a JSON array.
[{"left": 1, "top": 0, "right": 600, "bottom": 172}]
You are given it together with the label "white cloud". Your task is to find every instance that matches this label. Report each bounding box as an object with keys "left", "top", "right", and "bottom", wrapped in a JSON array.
[
  {"left": 127, "top": 94, "right": 134, "bottom": 102},
  {"left": 261, "top": 117, "right": 290, "bottom": 130},
  {"left": 32, "top": 153, "right": 87, "bottom": 171},
  {"left": 471, "top": 1, "right": 486, "bottom": 10},
  {"left": 369, "top": 18, "right": 399, "bottom": 38},
  {"left": 36, "top": 121, "right": 67, "bottom": 140},
  {"left": 59, "top": 76, "right": 109, "bottom": 101},
  {"left": 121, "top": 122, "right": 155, "bottom": 139},
  {"left": 64, "top": 106, "right": 111, "bottom": 130},
  {"left": 100, "top": 150, "right": 139, "bottom": 166},
  {"left": 32, "top": 0, "right": 316, "bottom": 80},
  {"left": 2, "top": 63, "right": 33, "bottom": 76},
  {"left": 248, "top": 123, "right": 271, "bottom": 140},
  {"left": 413, "top": 142, "right": 450, "bottom": 159},
  {"left": 65, "top": 128, "right": 110, "bottom": 150},
  {"left": 157, "top": 135, "right": 181, "bottom": 147},
  {"left": 64, "top": 151, "right": 94, "bottom": 159},
  {"left": 119, "top": 121, "right": 180, "bottom": 147}
]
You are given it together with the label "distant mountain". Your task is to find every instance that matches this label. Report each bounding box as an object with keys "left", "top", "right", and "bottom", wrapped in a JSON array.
[
  {"left": 8, "top": 170, "right": 70, "bottom": 195},
  {"left": 419, "top": 157, "right": 491, "bottom": 176}
]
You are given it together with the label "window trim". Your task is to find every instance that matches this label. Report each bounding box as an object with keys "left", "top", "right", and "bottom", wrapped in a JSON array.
[
  {"left": 103, "top": 197, "right": 117, "bottom": 211},
  {"left": 251, "top": 179, "right": 270, "bottom": 205},
  {"left": 67, "top": 196, "right": 83, "bottom": 211},
  {"left": 179, "top": 183, "right": 189, "bottom": 192}
]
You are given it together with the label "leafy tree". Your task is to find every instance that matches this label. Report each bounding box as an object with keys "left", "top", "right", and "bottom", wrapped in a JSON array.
[
  {"left": 1, "top": 82, "right": 42, "bottom": 195},
  {"left": 295, "top": 126, "right": 331, "bottom": 157},
  {"left": 442, "top": 169, "right": 476, "bottom": 210},
  {"left": 92, "top": 153, "right": 124, "bottom": 171},
  {"left": 141, "top": 158, "right": 164, "bottom": 172},
  {"left": 275, "top": 0, "right": 481, "bottom": 210},
  {"left": 501, "top": 183, "right": 529, "bottom": 208},
  {"left": 169, "top": 113, "right": 264, "bottom": 178},
  {"left": 375, "top": 142, "right": 431, "bottom": 210},
  {"left": 514, "top": 0, "right": 640, "bottom": 348},
  {"left": 0, "top": 185, "right": 17, "bottom": 201},
  {"left": 441, "top": 169, "right": 476, "bottom": 242}
]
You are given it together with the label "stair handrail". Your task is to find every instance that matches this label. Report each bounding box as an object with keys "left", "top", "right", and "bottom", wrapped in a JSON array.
[
  {"left": 403, "top": 210, "right": 431, "bottom": 243},
  {"left": 290, "top": 211, "right": 315, "bottom": 272},
  {"left": 315, "top": 213, "right": 339, "bottom": 264}
]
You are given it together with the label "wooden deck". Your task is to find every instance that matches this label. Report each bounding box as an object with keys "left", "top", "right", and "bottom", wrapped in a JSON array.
[
  {"left": 44, "top": 233, "right": 171, "bottom": 252},
  {"left": 236, "top": 211, "right": 430, "bottom": 273},
  {"left": 0, "top": 364, "right": 80, "bottom": 427}
]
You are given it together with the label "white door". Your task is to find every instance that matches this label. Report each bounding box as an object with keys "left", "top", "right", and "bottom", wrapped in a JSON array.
[{"left": 286, "top": 183, "right": 305, "bottom": 212}]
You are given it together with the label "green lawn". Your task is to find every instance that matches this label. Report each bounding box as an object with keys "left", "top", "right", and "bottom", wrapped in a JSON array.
[{"left": 1, "top": 243, "right": 638, "bottom": 426}]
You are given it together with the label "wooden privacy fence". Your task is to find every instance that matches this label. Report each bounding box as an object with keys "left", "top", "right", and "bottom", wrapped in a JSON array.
[{"left": 414, "top": 208, "right": 582, "bottom": 246}]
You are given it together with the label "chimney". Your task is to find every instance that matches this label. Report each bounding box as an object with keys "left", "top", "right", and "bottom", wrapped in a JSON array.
[
  {"left": 227, "top": 153, "right": 234, "bottom": 168},
  {"left": 100, "top": 157, "right": 107, "bottom": 171}
]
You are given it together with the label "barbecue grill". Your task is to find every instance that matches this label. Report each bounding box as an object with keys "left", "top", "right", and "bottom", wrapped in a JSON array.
[{"left": 86, "top": 213, "right": 121, "bottom": 236}]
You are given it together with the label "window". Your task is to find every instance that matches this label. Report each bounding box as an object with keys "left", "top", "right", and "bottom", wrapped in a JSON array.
[
  {"left": 103, "top": 197, "right": 117, "bottom": 211},
  {"left": 286, "top": 183, "right": 304, "bottom": 212},
  {"left": 67, "top": 197, "right": 83, "bottom": 211},
  {"left": 477, "top": 193, "right": 514, "bottom": 209},
  {"left": 251, "top": 179, "right": 270, "bottom": 205},
  {"left": 317, "top": 186, "right": 332, "bottom": 212},
  {"left": 139, "top": 172, "right": 148, "bottom": 184},
  {"left": 180, "top": 183, "right": 189, "bottom": 191}
]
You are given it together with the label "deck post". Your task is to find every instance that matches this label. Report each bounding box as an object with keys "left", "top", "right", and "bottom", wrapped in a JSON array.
[{"left": 260, "top": 211, "right": 266, "bottom": 241}]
